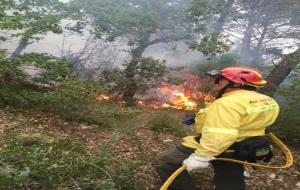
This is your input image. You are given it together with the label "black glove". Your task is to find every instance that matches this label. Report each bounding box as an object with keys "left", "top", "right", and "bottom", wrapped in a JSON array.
[{"left": 182, "top": 116, "right": 196, "bottom": 125}]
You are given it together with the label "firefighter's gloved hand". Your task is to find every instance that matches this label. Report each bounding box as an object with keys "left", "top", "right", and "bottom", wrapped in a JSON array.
[
  {"left": 183, "top": 153, "right": 215, "bottom": 172},
  {"left": 182, "top": 117, "right": 196, "bottom": 125}
]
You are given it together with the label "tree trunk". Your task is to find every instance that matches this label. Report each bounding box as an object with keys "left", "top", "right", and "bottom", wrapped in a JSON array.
[
  {"left": 260, "top": 48, "right": 300, "bottom": 96},
  {"left": 253, "top": 24, "right": 268, "bottom": 63},
  {"left": 10, "top": 39, "right": 32, "bottom": 59},
  {"left": 240, "top": 13, "right": 256, "bottom": 65},
  {"left": 123, "top": 33, "right": 151, "bottom": 106},
  {"left": 213, "top": 0, "right": 235, "bottom": 33}
]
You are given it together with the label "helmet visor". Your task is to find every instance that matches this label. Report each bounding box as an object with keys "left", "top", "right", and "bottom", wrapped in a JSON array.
[
  {"left": 205, "top": 70, "right": 225, "bottom": 84},
  {"left": 205, "top": 70, "right": 221, "bottom": 77}
]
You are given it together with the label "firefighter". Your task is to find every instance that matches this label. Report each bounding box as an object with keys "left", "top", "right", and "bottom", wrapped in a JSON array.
[{"left": 156, "top": 66, "right": 279, "bottom": 190}]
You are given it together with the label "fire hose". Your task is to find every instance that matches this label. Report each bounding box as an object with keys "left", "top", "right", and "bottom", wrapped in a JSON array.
[{"left": 160, "top": 132, "right": 293, "bottom": 190}]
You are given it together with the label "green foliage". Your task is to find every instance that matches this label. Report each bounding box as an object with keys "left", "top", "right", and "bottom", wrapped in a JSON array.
[
  {"left": 190, "top": 33, "right": 232, "bottom": 56},
  {"left": 0, "top": 50, "right": 26, "bottom": 81},
  {"left": 0, "top": 133, "right": 144, "bottom": 189},
  {"left": 0, "top": 79, "right": 107, "bottom": 125},
  {"left": 69, "top": 0, "right": 192, "bottom": 104},
  {"left": 190, "top": 0, "right": 300, "bottom": 61},
  {"left": 189, "top": 0, "right": 235, "bottom": 56},
  {"left": 135, "top": 57, "right": 167, "bottom": 92},
  {"left": 70, "top": 0, "right": 192, "bottom": 44},
  {"left": 102, "top": 57, "right": 167, "bottom": 96},
  {"left": 0, "top": 52, "right": 81, "bottom": 109},
  {"left": 190, "top": 0, "right": 234, "bottom": 22},
  {"left": 42, "top": 80, "right": 105, "bottom": 123},
  {"left": 190, "top": 53, "right": 240, "bottom": 97},
  {"left": 46, "top": 80, "right": 102, "bottom": 105},
  {"left": 16, "top": 53, "right": 71, "bottom": 85},
  {"left": 0, "top": 49, "right": 142, "bottom": 127},
  {"left": 272, "top": 79, "right": 300, "bottom": 146},
  {"left": 272, "top": 105, "right": 300, "bottom": 146},
  {"left": 0, "top": 136, "right": 104, "bottom": 189},
  {"left": 148, "top": 114, "right": 183, "bottom": 135},
  {"left": 0, "top": 0, "right": 66, "bottom": 41},
  {"left": 112, "top": 162, "right": 145, "bottom": 190},
  {"left": 0, "top": 84, "right": 46, "bottom": 107},
  {"left": 0, "top": 52, "right": 76, "bottom": 110}
]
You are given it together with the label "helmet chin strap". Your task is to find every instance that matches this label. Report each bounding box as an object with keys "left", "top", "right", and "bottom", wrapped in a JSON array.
[
  {"left": 216, "top": 82, "right": 258, "bottom": 99},
  {"left": 216, "top": 82, "right": 240, "bottom": 99}
]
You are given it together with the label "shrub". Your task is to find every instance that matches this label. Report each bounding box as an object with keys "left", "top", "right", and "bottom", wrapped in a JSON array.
[
  {"left": 0, "top": 84, "right": 47, "bottom": 108},
  {"left": 148, "top": 114, "right": 182, "bottom": 135},
  {"left": 272, "top": 80, "right": 300, "bottom": 146},
  {"left": 15, "top": 53, "right": 71, "bottom": 86},
  {"left": 271, "top": 105, "right": 300, "bottom": 146},
  {"left": 101, "top": 57, "right": 167, "bottom": 100},
  {"left": 45, "top": 80, "right": 102, "bottom": 108}
]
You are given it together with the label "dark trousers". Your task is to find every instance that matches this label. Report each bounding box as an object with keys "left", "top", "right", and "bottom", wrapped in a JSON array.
[{"left": 156, "top": 145, "right": 245, "bottom": 190}]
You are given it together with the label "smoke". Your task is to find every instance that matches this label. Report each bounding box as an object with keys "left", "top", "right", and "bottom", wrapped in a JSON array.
[{"left": 143, "top": 41, "right": 205, "bottom": 68}]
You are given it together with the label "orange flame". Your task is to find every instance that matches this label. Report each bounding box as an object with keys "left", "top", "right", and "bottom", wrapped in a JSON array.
[
  {"left": 96, "top": 69, "right": 214, "bottom": 110},
  {"left": 96, "top": 95, "right": 112, "bottom": 101},
  {"left": 136, "top": 85, "right": 207, "bottom": 110}
]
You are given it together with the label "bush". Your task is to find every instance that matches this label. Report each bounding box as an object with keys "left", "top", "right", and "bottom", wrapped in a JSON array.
[
  {"left": 44, "top": 80, "right": 103, "bottom": 109},
  {"left": 15, "top": 53, "right": 71, "bottom": 86},
  {"left": 0, "top": 80, "right": 108, "bottom": 125},
  {"left": 101, "top": 57, "right": 167, "bottom": 98},
  {"left": 0, "top": 50, "right": 26, "bottom": 82},
  {"left": 0, "top": 84, "right": 47, "bottom": 108},
  {"left": 272, "top": 106, "right": 300, "bottom": 146},
  {"left": 148, "top": 114, "right": 182, "bottom": 135},
  {"left": 272, "top": 80, "right": 300, "bottom": 146}
]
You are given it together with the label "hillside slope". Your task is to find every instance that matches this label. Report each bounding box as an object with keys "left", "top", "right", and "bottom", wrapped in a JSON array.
[{"left": 0, "top": 108, "right": 299, "bottom": 190}]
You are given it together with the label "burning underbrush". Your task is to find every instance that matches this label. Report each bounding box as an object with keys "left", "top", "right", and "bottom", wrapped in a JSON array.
[{"left": 97, "top": 68, "right": 214, "bottom": 111}]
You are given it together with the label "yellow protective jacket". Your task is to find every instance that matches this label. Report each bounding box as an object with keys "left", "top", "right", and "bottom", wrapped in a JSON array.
[{"left": 182, "top": 89, "right": 280, "bottom": 157}]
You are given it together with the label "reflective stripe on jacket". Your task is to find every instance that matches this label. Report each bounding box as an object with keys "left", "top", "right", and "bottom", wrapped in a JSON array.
[{"left": 181, "top": 90, "right": 279, "bottom": 157}]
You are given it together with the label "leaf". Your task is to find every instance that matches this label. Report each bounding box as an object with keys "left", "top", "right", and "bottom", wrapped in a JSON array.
[{"left": 18, "top": 167, "right": 30, "bottom": 177}]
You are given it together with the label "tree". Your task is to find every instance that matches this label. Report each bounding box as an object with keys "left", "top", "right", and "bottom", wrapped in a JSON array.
[
  {"left": 233, "top": 0, "right": 300, "bottom": 94},
  {"left": 0, "top": 0, "right": 23, "bottom": 40},
  {"left": 189, "top": 0, "right": 235, "bottom": 56},
  {"left": 190, "top": 0, "right": 300, "bottom": 65},
  {"left": 0, "top": 0, "right": 69, "bottom": 58},
  {"left": 70, "top": 0, "right": 193, "bottom": 104},
  {"left": 62, "top": 35, "right": 123, "bottom": 81},
  {"left": 261, "top": 48, "right": 300, "bottom": 96},
  {"left": 101, "top": 57, "right": 167, "bottom": 103},
  {"left": 233, "top": 0, "right": 300, "bottom": 65},
  {"left": 189, "top": 0, "right": 300, "bottom": 97}
]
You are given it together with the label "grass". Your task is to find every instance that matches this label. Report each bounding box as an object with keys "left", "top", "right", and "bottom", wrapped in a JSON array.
[
  {"left": 0, "top": 104, "right": 185, "bottom": 190},
  {"left": 0, "top": 119, "right": 147, "bottom": 190}
]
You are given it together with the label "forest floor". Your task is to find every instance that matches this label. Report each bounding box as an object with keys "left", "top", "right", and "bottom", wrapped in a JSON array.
[{"left": 0, "top": 107, "right": 299, "bottom": 190}]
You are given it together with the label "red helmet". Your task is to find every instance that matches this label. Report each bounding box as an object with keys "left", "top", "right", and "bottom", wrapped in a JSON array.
[{"left": 206, "top": 66, "right": 267, "bottom": 88}]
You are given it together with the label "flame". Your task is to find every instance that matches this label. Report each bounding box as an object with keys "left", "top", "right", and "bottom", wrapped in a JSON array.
[
  {"left": 96, "top": 95, "right": 112, "bottom": 101},
  {"left": 96, "top": 69, "right": 214, "bottom": 110},
  {"left": 138, "top": 85, "right": 200, "bottom": 110},
  {"left": 135, "top": 68, "right": 214, "bottom": 110}
]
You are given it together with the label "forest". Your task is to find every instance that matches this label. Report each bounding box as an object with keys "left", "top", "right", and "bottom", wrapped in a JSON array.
[{"left": 0, "top": 0, "right": 300, "bottom": 189}]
